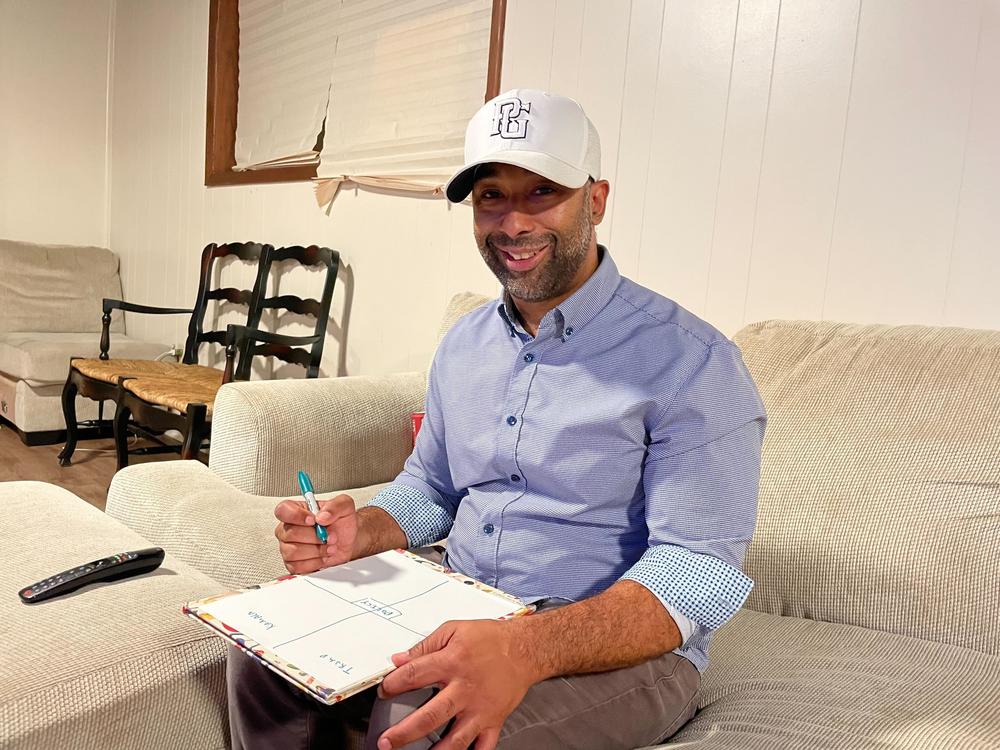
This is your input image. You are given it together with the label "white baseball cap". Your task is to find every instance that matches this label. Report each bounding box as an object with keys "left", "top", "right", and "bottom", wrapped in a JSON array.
[{"left": 445, "top": 89, "right": 601, "bottom": 203}]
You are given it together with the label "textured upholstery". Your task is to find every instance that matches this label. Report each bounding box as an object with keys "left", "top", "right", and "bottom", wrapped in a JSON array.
[
  {"left": 101, "top": 311, "right": 1000, "bottom": 750},
  {"left": 208, "top": 372, "right": 428, "bottom": 496},
  {"left": 2, "top": 374, "right": 104, "bottom": 433},
  {"left": 0, "top": 482, "right": 228, "bottom": 750},
  {"left": 656, "top": 609, "right": 1000, "bottom": 749},
  {"left": 733, "top": 320, "right": 1000, "bottom": 654},
  {"left": 436, "top": 291, "right": 493, "bottom": 344},
  {"left": 107, "top": 461, "right": 388, "bottom": 590},
  {"left": 0, "top": 239, "right": 127, "bottom": 334},
  {"left": 0, "top": 239, "right": 170, "bottom": 438},
  {"left": 0, "top": 334, "right": 166, "bottom": 385}
]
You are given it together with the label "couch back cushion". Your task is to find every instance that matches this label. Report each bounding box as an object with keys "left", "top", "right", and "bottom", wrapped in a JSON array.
[
  {"left": 735, "top": 319, "right": 1000, "bottom": 655},
  {"left": 0, "top": 239, "right": 125, "bottom": 334},
  {"left": 437, "top": 292, "right": 493, "bottom": 343}
]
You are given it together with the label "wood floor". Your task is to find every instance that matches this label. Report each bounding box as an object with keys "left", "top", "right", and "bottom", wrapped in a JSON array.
[{"left": 0, "top": 423, "right": 175, "bottom": 511}]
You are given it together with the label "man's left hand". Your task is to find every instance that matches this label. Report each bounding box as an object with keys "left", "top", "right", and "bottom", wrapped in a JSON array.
[{"left": 376, "top": 618, "right": 539, "bottom": 750}]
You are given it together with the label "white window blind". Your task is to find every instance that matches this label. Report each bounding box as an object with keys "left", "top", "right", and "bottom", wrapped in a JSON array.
[
  {"left": 234, "top": 0, "right": 340, "bottom": 170},
  {"left": 315, "top": 0, "right": 493, "bottom": 204}
]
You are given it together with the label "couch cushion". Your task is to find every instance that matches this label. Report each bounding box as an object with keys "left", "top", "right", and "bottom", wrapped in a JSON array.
[
  {"left": 654, "top": 609, "right": 1000, "bottom": 749},
  {"left": 437, "top": 292, "right": 493, "bottom": 343},
  {"left": 0, "top": 482, "right": 227, "bottom": 749},
  {"left": 0, "top": 239, "right": 127, "bottom": 334},
  {"left": 733, "top": 320, "right": 1000, "bottom": 655},
  {"left": 0, "top": 332, "right": 167, "bottom": 385}
]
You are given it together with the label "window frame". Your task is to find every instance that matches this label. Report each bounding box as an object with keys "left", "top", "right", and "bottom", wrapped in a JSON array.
[{"left": 204, "top": 0, "right": 507, "bottom": 187}]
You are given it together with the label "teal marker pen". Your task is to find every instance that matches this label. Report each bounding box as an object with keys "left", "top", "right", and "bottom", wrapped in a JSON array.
[{"left": 297, "top": 470, "right": 328, "bottom": 543}]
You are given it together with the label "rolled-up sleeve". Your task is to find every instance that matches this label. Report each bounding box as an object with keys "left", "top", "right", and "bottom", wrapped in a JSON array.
[
  {"left": 620, "top": 341, "right": 766, "bottom": 631},
  {"left": 369, "top": 355, "right": 464, "bottom": 547}
]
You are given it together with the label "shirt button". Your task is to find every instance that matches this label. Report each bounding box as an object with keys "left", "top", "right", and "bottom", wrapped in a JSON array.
[
  {"left": 506, "top": 415, "right": 517, "bottom": 426},
  {"left": 523, "top": 353, "right": 534, "bottom": 363},
  {"left": 510, "top": 474, "right": 520, "bottom": 482},
  {"left": 565, "top": 326, "right": 574, "bottom": 336},
  {"left": 483, "top": 523, "right": 495, "bottom": 534}
]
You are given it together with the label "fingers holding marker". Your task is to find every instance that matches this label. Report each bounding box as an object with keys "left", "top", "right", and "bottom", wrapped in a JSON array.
[{"left": 274, "top": 499, "right": 312, "bottom": 525}]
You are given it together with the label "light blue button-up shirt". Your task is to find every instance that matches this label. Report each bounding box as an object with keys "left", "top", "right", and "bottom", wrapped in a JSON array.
[{"left": 370, "top": 247, "right": 766, "bottom": 671}]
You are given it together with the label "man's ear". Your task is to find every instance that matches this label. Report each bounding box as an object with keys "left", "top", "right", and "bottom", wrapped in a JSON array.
[{"left": 590, "top": 180, "right": 610, "bottom": 225}]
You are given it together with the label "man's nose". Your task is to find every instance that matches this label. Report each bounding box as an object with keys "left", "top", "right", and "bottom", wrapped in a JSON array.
[{"left": 497, "top": 206, "right": 536, "bottom": 238}]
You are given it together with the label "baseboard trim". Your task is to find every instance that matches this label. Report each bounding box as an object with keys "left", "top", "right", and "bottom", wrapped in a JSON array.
[{"left": 0, "top": 417, "right": 113, "bottom": 447}]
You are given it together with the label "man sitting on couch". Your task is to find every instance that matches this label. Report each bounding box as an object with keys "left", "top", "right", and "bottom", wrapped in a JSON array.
[{"left": 228, "top": 89, "right": 767, "bottom": 750}]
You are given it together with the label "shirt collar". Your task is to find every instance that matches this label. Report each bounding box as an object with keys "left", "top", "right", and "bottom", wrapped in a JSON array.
[{"left": 495, "top": 246, "right": 621, "bottom": 340}]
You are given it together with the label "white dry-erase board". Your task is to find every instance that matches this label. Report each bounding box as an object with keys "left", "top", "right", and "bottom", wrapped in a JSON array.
[{"left": 184, "top": 549, "right": 533, "bottom": 704}]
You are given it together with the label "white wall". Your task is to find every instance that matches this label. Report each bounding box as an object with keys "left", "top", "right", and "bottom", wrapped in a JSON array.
[
  {"left": 108, "top": 0, "right": 497, "bottom": 377},
  {"left": 501, "top": 0, "right": 1000, "bottom": 334},
  {"left": 0, "top": 0, "right": 113, "bottom": 246},
  {"left": 106, "top": 0, "right": 999, "bottom": 379}
]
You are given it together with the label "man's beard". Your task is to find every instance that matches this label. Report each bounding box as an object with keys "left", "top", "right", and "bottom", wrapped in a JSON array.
[{"left": 476, "top": 187, "right": 594, "bottom": 303}]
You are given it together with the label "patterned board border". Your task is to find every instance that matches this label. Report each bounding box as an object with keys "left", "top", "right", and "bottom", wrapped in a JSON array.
[{"left": 183, "top": 548, "right": 535, "bottom": 704}]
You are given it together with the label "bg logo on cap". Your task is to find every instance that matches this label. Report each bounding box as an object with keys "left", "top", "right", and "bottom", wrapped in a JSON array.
[{"left": 490, "top": 97, "right": 531, "bottom": 140}]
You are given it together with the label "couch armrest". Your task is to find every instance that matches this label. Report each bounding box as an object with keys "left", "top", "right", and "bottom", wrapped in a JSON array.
[
  {"left": 106, "top": 461, "right": 289, "bottom": 589},
  {"left": 208, "top": 371, "right": 427, "bottom": 496}
]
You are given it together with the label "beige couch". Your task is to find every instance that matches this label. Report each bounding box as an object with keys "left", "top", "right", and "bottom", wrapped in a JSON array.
[
  {"left": 0, "top": 239, "right": 167, "bottom": 443},
  {"left": 102, "top": 300, "right": 999, "bottom": 749}
]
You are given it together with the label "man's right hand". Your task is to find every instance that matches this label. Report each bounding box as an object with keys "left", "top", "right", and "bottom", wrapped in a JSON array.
[{"left": 274, "top": 494, "right": 359, "bottom": 574}]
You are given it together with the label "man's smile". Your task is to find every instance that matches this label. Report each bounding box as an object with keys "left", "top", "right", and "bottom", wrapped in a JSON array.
[{"left": 497, "top": 242, "right": 550, "bottom": 273}]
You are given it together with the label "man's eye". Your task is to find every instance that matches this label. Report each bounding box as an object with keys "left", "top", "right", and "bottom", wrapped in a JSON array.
[
  {"left": 534, "top": 185, "right": 556, "bottom": 196},
  {"left": 479, "top": 190, "right": 501, "bottom": 200}
]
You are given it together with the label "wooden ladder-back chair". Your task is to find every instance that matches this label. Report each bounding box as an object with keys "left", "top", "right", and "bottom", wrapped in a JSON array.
[
  {"left": 58, "top": 241, "right": 271, "bottom": 466},
  {"left": 112, "top": 244, "right": 341, "bottom": 469}
]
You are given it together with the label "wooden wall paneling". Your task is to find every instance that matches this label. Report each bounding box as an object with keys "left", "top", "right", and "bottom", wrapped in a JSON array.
[
  {"left": 574, "top": 0, "right": 632, "bottom": 250},
  {"left": 548, "top": 0, "right": 586, "bottom": 98},
  {"left": 500, "top": 0, "right": 557, "bottom": 89},
  {"left": 943, "top": 2, "right": 1000, "bottom": 330},
  {"left": 742, "top": 0, "right": 860, "bottom": 326},
  {"left": 822, "top": 0, "right": 982, "bottom": 325},
  {"left": 702, "top": 0, "right": 781, "bottom": 335},
  {"left": 608, "top": 0, "right": 667, "bottom": 280},
  {"left": 635, "top": 0, "right": 740, "bottom": 316},
  {"left": 106, "top": 0, "right": 1000, "bottom": 381}
]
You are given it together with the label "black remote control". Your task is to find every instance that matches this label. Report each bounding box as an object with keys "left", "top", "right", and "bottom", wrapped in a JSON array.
[{"left": 19, "top": 547, "right": 165, "bottom": 604}]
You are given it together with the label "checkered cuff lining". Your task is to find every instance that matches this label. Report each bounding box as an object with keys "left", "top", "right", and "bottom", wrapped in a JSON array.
[
  {"left": 621, "top": 544, "right": 754, "bottom": 631},
  {"left": 368, "top": 483, "right": 454, "bottom": 548}
]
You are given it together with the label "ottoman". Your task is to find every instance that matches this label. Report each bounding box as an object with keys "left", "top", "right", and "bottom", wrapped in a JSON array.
[{"left": 1, "top": 482, "right": 229, "bottom": 749}]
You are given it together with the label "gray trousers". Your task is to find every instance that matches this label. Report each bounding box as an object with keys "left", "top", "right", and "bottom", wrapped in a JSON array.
[
  {"left": 228, "top": 550, "right": 700, "bottom": 750},
  {"left": 228, "top": 646, "right": 698, "bottom": 750}
]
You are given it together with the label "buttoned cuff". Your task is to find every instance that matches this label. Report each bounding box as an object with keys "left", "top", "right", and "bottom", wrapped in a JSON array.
[
  {"left": 620, "top": 544, "right": 753, "bottom": 630},
  {"left": 368, "top": 483, "right": 455, "bottom": 548}
]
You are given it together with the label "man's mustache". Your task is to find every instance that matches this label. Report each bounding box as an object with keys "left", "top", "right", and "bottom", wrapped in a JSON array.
[{"left": 487, "top": 233, "right": 556, "bottom": 251}]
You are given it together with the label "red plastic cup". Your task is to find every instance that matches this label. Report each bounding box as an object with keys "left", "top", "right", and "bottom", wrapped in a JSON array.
[{"left": 411, "top": 412, "right": 425, "bottom": 445}]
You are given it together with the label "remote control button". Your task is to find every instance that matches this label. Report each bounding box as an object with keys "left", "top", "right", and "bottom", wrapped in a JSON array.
[{"left": 22, "top": 589, "right": 34, "bottom": 598}]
